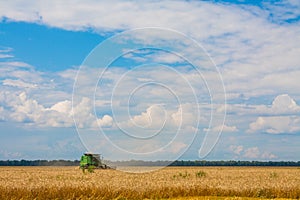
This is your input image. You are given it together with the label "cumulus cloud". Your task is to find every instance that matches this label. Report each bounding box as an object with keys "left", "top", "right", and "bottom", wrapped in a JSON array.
[
  {"left": 271, "top": 94, "right": 300, "bottom": 114},
  {"left": 248, "top": 116, "right": 300, "bottom": 134},
  {"left": 8, "top": 92, "right": 73, "bottom": 127},
  {"left": 129, "top": 105, "right": 166, "bottom": 129},
  {"left": 117, "top": 103, "right": 200, "bottom": 136},
  {"left": 0, "top": 91, "right": 112, "bottom": 129},
  {"left": 230, "top": 145, "right": 277, "bottom": 160},
  {"left": 171, "top": 103, "right": 202, "bottom": 128},
  {"left": 243, "top": 147, "right": 277, "bottom": 160},
  {"left": 50, "top": 100, "right": 72, "bottom": 114},
  {"left": 242, "top": 94, "right": 300, "bottom": 134},
  {"left": 224, "top": 94, "right": 300, "bottom": 116},
  {"left": 95, "top": 115, "right": 113, "bottom": 128},
  {"left": 0, "top": 59, "right": 77, "bottom": 108}
]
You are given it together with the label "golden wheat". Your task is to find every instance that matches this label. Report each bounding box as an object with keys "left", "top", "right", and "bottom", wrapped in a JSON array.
[{"left": 0, "top": 166, "right": 299, "bottom": 199}]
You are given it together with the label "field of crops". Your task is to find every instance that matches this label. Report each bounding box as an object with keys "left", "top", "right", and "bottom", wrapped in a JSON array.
[{"left": 0, "top": 166, "right": 299, "bottom": 199}]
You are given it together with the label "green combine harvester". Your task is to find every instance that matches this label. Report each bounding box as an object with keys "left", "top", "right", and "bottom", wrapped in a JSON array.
[{"left": 80, "top": 153, "right": 114, "bottom": 171}]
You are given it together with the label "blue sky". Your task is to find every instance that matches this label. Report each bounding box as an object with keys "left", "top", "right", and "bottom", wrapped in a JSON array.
[
  {"left": 0, "top": 0, "right": 300, "bottom": 161},
  {"left": 0, "top": 21, "right": 104, "bottom": 71}
]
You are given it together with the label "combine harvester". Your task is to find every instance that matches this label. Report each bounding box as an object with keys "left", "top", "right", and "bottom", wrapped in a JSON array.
[{"left": 80, "top": 153, "right": 115, "bottom": 172}]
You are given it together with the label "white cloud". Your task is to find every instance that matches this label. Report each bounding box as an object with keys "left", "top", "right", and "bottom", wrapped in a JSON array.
[
  {"left": 123, "top": 50, "right": 185, "bottom": 64},
  {"left": 3, "top": 79, "right": 38, "bottom": 88},
  {"left": 0, "top": 91, "right": 113, "bottom": 129},
  {"left": 221, "top": 94, "right": 300, "bottom": 116},
  {"left": 204, "top": 124, "right": 238, "bottom": 133},
  {"left": 271, "top": 94, "right": 300, "bottom": 114},
  {"left": 0, "top": 47, "right": 13, "bottom": 53},
  {"left": 117, "top": 103, "right": 200, "bottom": 136},
  {"left": 248, "top": 116, "right": 300, "bottom": 134},
  {"left": 50, "top": 100, "right": 72, "bottom": 114},
  {"left": 230, "top": 146, "right": 278, "bottom": 160},
  {"left": 171, "top": 103, "right": 202, "bottom": 128},
  {"left": 0, "top": 1, "right": 251, "bottom": 34},
  {"left": 244, "top": 147, "right": 260, "bottom": 159},
  {"left": 167, "top": 141, "right": 187, "bottom": 154},
  {"left": 150, "top": 52, "right": 184, "bottom": 64},
  {"left": 0, "top": 54, "right": 13, "bottom": 59},
  {"left": 238, "top": 94, "right": 300, "bottom": 134},
  {"left": 95, "top": 115, "right": 113, "bottom": 128},
  {"left": 0, "top": 61, "right": 37, "bottom": 80},
  {"left": 0, "top": 60, "right": 76, "bottom": 107},
  {"left": 0, "top": 47, "right": 14, "bottom": 59},
  {"left": 72, "top": 97, "right": 113, "bottom": 129},
  {"left": 230, "top": 145, "right": 243, "bottom": 155},
  {"left": 129, "top": 105, "right": 165, "bottom": 129},
  {"left": 261, "top": 152, "right": 277, "bottom": 159},
  {"left": 243, "top": 147, "right": 278, "bottom": 160}
]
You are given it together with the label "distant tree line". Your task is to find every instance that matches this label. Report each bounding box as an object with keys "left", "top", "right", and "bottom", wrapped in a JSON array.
[
  {"left": 111, "top": 160, "right": 300, "bottom": 167},
  {"left": 0, "top": 159, "right": 299, "bottom": 166},
  {"left": 169, "top": 160, "right": 300, "bottom": 167},
  {"left": 0, "top": 160, "right": 79, "bottom": 166}
]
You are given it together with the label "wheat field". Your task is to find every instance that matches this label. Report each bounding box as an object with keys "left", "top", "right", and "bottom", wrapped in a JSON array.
[{"left": 0, "top": 166, "right": 299, "bottom": 199}]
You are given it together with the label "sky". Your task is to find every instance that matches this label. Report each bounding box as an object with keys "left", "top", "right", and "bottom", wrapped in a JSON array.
[{"left": 0, "top": 0, "right": 300, "bottom": 161}]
